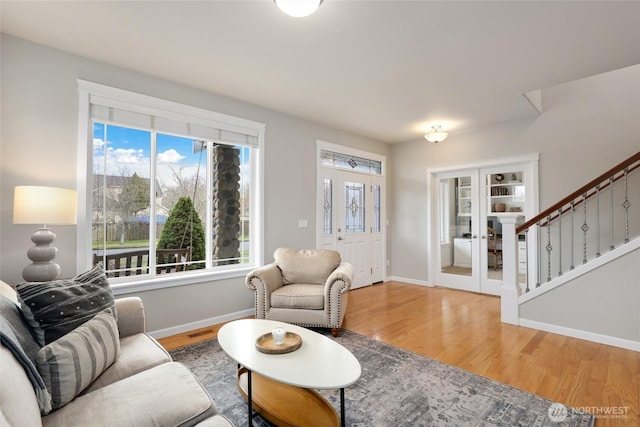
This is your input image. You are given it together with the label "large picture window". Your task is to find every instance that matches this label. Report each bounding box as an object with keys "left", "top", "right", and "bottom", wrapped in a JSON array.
[{"left": 77, "top": 80, "right": 264, "bottom": 289}]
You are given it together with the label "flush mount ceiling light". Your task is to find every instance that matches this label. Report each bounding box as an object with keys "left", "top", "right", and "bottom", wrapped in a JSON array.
[
  {"left": 424, "top": 125, "right": 449, "bottom": 143},
  {"left": 274, "top": 0, "right": 323, "bottom": 17}
]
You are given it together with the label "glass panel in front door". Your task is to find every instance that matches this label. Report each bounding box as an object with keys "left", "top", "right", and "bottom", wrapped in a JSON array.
[
  {"left": 344, "top": 181, "right": 365, "bottom": 234},
  {"left": 440, "top": 176, "right": 473, "bottom": 277}
]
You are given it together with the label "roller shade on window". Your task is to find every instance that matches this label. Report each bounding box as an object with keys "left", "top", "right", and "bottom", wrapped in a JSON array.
[{"left": 90, "top": 95, "right": 259, "bottom": 148}]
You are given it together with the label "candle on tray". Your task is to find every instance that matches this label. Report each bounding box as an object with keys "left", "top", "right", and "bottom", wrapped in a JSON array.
[{"left": 272, "top": 327, "right": 286, "bottom": 345}]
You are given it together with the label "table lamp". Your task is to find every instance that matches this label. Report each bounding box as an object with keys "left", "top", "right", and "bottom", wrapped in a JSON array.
[{"left": 13, "top": 186, "right": 78, "bottom": 282}]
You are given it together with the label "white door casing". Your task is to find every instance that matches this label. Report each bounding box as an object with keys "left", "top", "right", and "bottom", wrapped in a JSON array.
[{"left": 316, "top": 141, "right": 386, "bottom": 289}]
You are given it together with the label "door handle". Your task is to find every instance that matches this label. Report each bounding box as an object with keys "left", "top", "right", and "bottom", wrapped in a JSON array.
[
  {"left": 472, "top": 235, "right": 478, "bottom": 239},
  {"left": 338, "top": 236, "right": 344, "bottom": 241},
  {"left": 481, "top": 235, "right": 487, "bottom": 239}
]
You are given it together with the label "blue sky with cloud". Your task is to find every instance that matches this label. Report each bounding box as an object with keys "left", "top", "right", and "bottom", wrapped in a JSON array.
[
  {"left": 93, "top": 123, "right": 205, "bottom": 185},
  {"left": 93, "top": 122, "right": 251, "bottom": 195}
]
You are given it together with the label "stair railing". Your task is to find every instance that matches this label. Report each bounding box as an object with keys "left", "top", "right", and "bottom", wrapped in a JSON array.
[
  {"left": 522, "top": 151, "right": 639, "bottom": 290},
  {"left": 501, "top": 151, "right": 639, "bottom": 324}
]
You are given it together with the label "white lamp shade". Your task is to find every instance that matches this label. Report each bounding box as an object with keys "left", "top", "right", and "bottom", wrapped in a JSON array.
[
  {"left": 275, "top": 0, "right": 323, "bottom": 17},
  {"left": 13, "top": 186, "right": 77, "bottom": 225}
]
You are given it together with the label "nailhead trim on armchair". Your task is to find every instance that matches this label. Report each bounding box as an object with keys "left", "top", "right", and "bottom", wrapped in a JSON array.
[{"left": 244, "top": 250, "right": 353, "bottom": 332}]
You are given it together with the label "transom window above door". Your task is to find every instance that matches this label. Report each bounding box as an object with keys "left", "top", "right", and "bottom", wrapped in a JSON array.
[{"left": 319, "top": 150, "right": 382, "bottom": 175}]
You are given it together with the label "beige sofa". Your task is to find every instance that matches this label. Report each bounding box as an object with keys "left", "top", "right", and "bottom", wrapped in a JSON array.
[
  {"left": 246, "top": 248, "right": 353, "bottom": 336},
  {"left": 0, "top": 279, "right": 233, "bottom": 427}
]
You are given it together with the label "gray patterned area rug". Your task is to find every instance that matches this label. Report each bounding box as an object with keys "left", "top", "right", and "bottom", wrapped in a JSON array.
[{"left": 170, "top": 329, "right": 594, "bottom": 427}]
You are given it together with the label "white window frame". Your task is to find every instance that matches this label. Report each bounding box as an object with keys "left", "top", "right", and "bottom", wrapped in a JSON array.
[{"left": 76, "top": 80, "right": 265, "bottom": 294}]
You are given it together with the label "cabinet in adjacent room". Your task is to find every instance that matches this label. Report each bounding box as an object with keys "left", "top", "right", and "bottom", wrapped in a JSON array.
[{"left": 453, "top": 237, "right": 472, "bottom": 268}]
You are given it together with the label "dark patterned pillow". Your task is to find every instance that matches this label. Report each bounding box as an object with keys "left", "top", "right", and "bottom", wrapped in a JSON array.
[
  {"left": 16, "top": 264, "right": 116, "bottom": 346},
  {"left": 36, "top": 310, "right": 120, "bottom": 410}
]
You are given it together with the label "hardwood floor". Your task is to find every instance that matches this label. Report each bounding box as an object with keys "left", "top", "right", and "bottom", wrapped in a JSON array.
[{"left": 158, "top": 281, "right": 639, "bottom": 426}]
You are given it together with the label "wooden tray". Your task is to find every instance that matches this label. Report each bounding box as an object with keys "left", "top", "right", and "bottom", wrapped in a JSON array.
[{"left": 256, "top": 331, "right": 302, "bottom": 354}]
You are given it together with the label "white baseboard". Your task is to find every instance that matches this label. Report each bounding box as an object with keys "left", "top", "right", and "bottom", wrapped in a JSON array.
[
  {"left": 148, "top": 308, "right": 254, "bottom": 339},
  {"left": 519, "top": 318, "right": 640, "bottom": 352},
  {"left": 386, "top": 276, "right": 432, "bottom": 287}
]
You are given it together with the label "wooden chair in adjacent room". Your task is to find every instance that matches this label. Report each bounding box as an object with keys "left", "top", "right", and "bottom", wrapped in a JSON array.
[{"left": 487, "top": 227, "right": 503, "bottom": 270}]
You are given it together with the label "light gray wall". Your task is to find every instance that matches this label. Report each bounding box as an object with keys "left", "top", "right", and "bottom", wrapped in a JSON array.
[
  {"left": 0, "top": 34, "right": 390, "bottom": 332},
  {"left": 520, "top": 247, "right": 640, "bottom": 341},
  {"left": 2, "top": 33, "right": 637, "bottom": 337},
  {"left": 389, "top": 64, "right": 640, "bottom": 283}
]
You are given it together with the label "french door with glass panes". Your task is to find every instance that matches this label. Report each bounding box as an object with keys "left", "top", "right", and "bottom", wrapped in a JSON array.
[{"left": 431, "top": 158, "right": 537, "bottom": 295}]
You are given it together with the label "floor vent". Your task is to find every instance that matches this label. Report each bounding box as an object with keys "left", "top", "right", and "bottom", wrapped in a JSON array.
[{"left": 187, "top": 329, "right": 214, "bottom": 338}]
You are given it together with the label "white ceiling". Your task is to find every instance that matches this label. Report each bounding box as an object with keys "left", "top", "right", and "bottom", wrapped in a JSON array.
[{"left": 2, "top": 1, "right": 639, "bottom": 144}]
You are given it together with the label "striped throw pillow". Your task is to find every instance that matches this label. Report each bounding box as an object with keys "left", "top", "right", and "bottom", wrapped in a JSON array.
[
  {"left": 36, "top": 310, "right": 120, "bottom": 411},
  {"left": 17, "top": 264, "right": 116, "bottom": 346}
]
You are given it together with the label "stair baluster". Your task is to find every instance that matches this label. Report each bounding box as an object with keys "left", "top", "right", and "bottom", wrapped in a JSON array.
[{"left": 513, "top": 152, "right": 639, "bottom": 294}]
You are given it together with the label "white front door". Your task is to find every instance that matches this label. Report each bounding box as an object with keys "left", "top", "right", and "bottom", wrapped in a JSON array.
[{"left": 336, "top": 171, "right": 371, "bottom": 288}]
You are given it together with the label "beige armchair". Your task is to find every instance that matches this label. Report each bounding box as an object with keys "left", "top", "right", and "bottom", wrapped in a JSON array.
[{"left": 246, "top": 248, "right": 353, "bottom": 337}]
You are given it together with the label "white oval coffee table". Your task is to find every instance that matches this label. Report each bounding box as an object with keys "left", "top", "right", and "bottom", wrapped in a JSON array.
[{"left": 218, "top": 319, "right": 361, "bottom": 427}]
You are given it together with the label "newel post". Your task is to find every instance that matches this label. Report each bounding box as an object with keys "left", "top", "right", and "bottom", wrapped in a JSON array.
[{"left": 498, "top": 214, "right": 523, "bottom": 325}]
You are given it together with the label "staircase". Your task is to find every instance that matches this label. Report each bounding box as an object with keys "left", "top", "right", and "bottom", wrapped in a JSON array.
[{"left": 500, "top": 152, "right": 640, "bottom": 351}]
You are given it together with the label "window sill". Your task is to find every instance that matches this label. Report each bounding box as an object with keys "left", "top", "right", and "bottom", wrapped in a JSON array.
[{"left": 110, "top": 265, "right": 255, "bottom": 296}]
